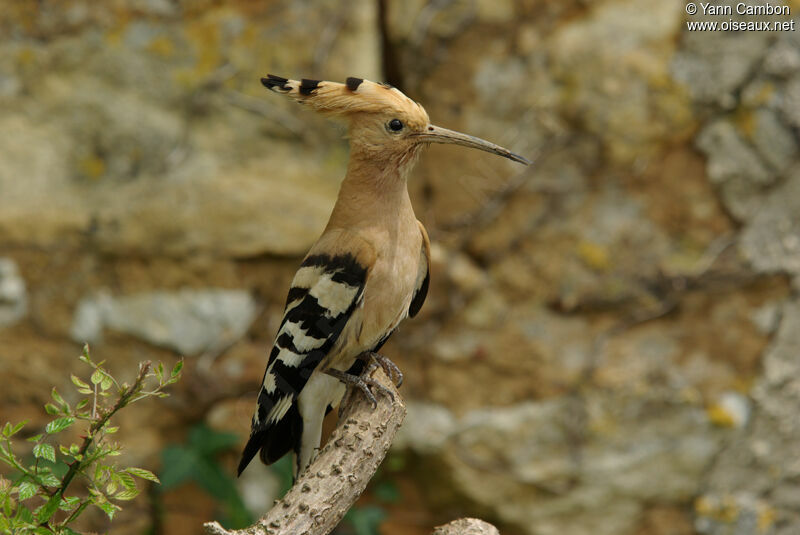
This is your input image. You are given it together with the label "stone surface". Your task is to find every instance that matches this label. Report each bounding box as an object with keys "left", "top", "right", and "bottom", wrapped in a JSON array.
[
  {"left": 0, "top": 258, "right": 26, "bottom": 328},
  {"left": 397, "top": 393, "right": 723, "bottom": 535},
  {"left": 696, "top": 301, "right": 800, "bottom": 535},
  {"left": 2, "top": 1, "right": 800, "bottom": 534},
  {"left": 740, "top": 168, "right": 800, "bottom": 277},
  {"left": 695, "top": 119, "right": 774, "bottom": 220},
  {"left": 71, "top": 289, "right": 258, "bottom": 355},
  {"left": 0, "top": 0, "right": 380, "bottom": 257}
]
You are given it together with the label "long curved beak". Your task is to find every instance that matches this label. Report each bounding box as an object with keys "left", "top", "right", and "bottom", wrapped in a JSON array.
[{"left": 412, "top": 125, "right": 531, "bottom": 165}]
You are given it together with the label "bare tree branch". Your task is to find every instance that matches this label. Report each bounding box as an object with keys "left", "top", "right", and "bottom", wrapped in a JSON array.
[
  {"left": 433, "top": 518, "right": 500, "bottom": 535},
  {"left": 203, "top": 367, "right": 405, "bottom": 535},
  {"left": 203, "top": 367, "right": 500, "bottom": 535}
]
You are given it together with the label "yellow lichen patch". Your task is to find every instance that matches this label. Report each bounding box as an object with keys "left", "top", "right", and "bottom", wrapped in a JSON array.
[
  {"left": 732, "top": 376, "right": 754, "bottom": 394},
  {"left": 694, "top": 495, "right": 715, "bottom": 516},
  {"left": 105, "top": 21, "right": 128, "bottom": 46},
  {"left": 147, "top": 35, "right": 174, "bottom": 57},
  {"left": 706, "top": 403, "right": 736, "bottom": 428},
  {"left": 587, "top": 411, "right": 618, "bottom": 436},
  {"left": 16, "top": 47, "right": 35, "bottom": 66},
  {"left": 678, "top": 386, "right": 702, "bottom": 405},
  {"left": 719, "top": 495, "right": 741, "bottom": 523},
  {"left": 695, "top": 494, "right": 740, "bottom": 524},
  {"left": 184, "top": 17, "right": 221, "bottom": 80},
  {"left": 757, "top": 503, "right": 777, "bottom": 533},
  {"left": 577, "top": 240, "right": 610, "bottom": 271},
  {"left": 79, "top": 156, "right": 106, "bottom": 180},
  {"left": 744, "top": 81, "right": 775, "bottom": 108},
  {"left": 733, "top": 108, "right": 757, "bottom": 140}
]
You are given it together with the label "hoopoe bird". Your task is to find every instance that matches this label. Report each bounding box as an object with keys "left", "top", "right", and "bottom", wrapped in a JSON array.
[{"left": 238, "top": 74, "right": 529, "bottom": 478}]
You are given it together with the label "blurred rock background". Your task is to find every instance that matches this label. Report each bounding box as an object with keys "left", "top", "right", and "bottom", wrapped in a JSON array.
[{"left": 1, "top": 0, "right": 799, "bottom": 534}]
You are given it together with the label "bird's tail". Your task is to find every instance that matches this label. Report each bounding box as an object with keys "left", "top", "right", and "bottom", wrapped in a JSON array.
[
  {"left": 238, "top": 376, "right": 303, "bottom": 475},
  {"left": 237, "top": 396, "right": 303, "bottom": 477}
]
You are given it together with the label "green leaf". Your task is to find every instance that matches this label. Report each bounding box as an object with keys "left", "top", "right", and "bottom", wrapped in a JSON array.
[
  {"left": 70, "top": 374, "right": 91, "bottom": 391},
  {"left": 36, "top": 492, "right": 61, "bottom": 523},
  {"left": 34, "top": 528, "right": 52, "bottom": 535},
  {"left": 104, "top": 425, "right": 119, "bottom": 434},
  {"left": 15, "top": 504, "right": 34, "bottom": 524},
  {"left": 113, "top": 488, "right": 139, "bottom": 501},
  {"left": 3, "top": 421, "right": 26, "bottom": 438},
  {"left": 63, "top": 527, "right": 82, "bottom": 535},
  {"left": 11, "top": 421, "right": 26, "bottom": 436},
  {"left": 75, "top": 399, "right": 89, "bottom": 410},
  {"left": 100, "top": 374, "right": 113, "bottom": 392},
  {"left": 44, "top": 404, "right": 60, "bottom": 416},
  {"left": 46, "top": 417, "right": 75, "bottom": 435},
  {"left": 51, "top": 388, "right": 65, "bottom": 406},
  {"left": 26, "top": 434, "right": 43, "bottom": 443},
  {"left": 16, "top": 481, "right": 37, "bottom": 501},
  {"left": 32, "top": 443, "right": 56, "bottom": 463},
  {"left": 115, "top": 471, "right": 137, "bottom": 490},
  {"left": 171, "top": 360, "right": 184, "bottom": 378},
  {"left": 96, "top": 500, "right": 119, "bottom": 520},
  {"left": 59, "top": 495, "right": 80, "bottom": 512},
  {"left": 126, "top": 467, "right": 160, "bottom": 484},
  {"left": 37, "top": 472, "right": 60, "bottom": 487},
  {"left": 90, "top": 369, "right": 104, "bottom": 386}
]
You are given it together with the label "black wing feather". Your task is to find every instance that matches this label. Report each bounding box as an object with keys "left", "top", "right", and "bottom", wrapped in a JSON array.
[
  {"left": 408, "top": 269, "right": 429, "bottom": 318},
  {"left": 238, "top": 253, "right": 368, "bottom": 476}
]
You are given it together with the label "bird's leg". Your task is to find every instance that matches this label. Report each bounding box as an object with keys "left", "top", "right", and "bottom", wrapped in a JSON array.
[
  {"left": 325, "top": 368, "right": 395, "bottom": 410},
  {"left": 357, "top": 351, "right": 404, "bottom": 387}
]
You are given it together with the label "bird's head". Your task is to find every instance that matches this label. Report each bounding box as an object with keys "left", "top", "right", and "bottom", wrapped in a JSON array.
[{"left": 261, "top": 75, "right": 530, "bottom": 170}]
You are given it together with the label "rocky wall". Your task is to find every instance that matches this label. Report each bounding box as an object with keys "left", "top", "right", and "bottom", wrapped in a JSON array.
[{"left": 1, "top": 1, "right": 799, "bottom": 534}]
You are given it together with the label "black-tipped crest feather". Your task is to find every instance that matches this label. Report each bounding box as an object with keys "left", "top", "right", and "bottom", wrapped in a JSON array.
[
  {"left": 299, "top": 78, "right": 321, "bottom": 95},
  {"left": 261, "top": 74, "right": 290, "bottom": 92},
  {"left": 346, "top": 77, "right": 363, "bottom": 91}
]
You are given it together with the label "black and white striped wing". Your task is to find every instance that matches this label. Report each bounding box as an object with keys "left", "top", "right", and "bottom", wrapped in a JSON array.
[
  {"left": 238, "top": 252, "right": 369, "bottom": 475},
  {"left": 409, "top": 220, "right": 431, "bottom": 318}
]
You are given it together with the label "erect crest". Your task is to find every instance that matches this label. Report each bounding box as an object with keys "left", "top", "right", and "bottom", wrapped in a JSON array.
[
  {"left": 260, "top": 74, "right": 530, "bottom": 165},
  {"left": 261, "top": 74, "right": 429, "bottom": 128}
]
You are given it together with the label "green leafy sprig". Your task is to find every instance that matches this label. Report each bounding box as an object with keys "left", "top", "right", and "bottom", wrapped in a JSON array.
[{"left": 0, "top": 345, "right": 182, "bottom": 535}]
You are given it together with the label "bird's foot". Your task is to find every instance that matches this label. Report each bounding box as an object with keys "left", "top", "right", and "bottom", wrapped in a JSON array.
[
  {"left": 358, "top": 351, "right": 404, "bottom": 387},
  {"left": 325, "top": 368, "right": 395, "bottom": 410}
]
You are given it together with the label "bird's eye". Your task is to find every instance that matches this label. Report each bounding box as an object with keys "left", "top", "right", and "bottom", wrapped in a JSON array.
[{"left": 387, "top": 119, "right": 404, "bottom": 132}]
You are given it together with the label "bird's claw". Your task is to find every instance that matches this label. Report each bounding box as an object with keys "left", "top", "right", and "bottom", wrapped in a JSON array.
[
  {"left": 325, "top": 368, "right": 394, "bottom": 411},
  {"left": 359, "top": 351, "right": 404, "bottom": 387}
]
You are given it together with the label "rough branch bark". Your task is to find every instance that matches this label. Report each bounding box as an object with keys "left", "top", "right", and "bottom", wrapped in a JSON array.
[
  {"left": 203, "top": 367, "right": 499, "bottom": 535},
  {"left": 433, "top": 518, "right": 500, "bottom": 535}
]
